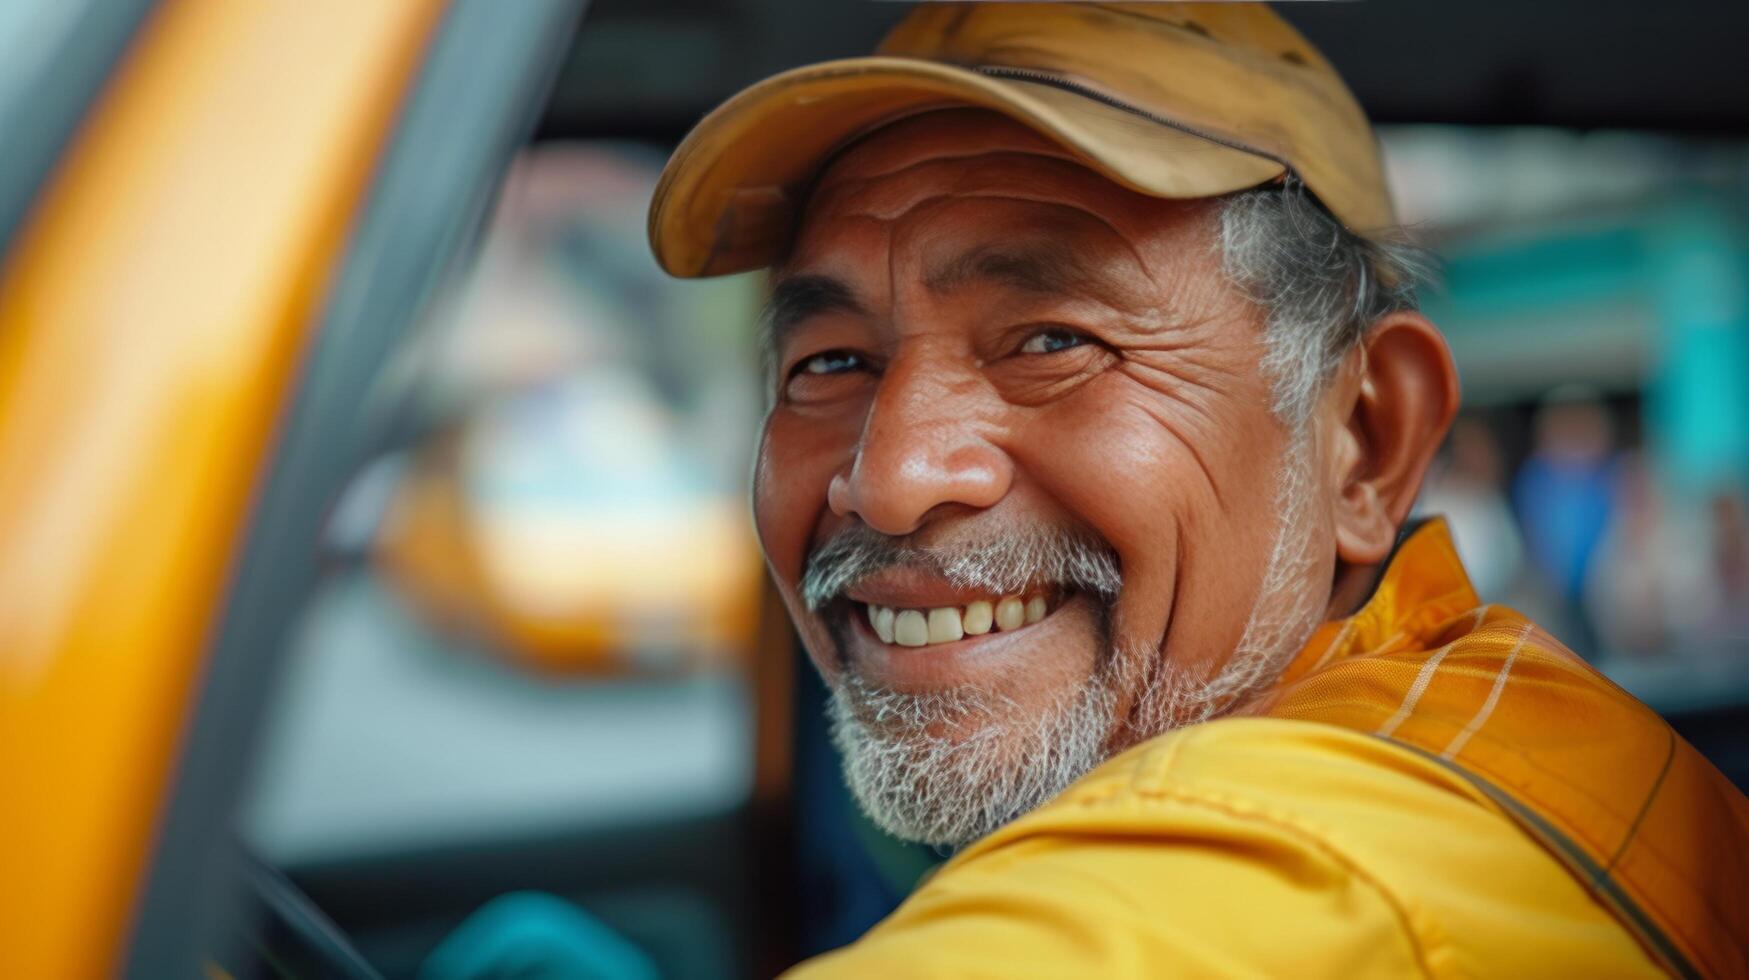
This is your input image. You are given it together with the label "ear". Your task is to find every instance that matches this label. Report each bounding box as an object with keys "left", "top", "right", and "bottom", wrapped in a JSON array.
[{"left": 1325, "top": 312, "right": 1460, "bottom": 565}]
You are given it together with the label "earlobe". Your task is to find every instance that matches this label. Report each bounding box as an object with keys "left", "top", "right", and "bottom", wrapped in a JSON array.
[{"left": 1330, "top": 311, "right": 1460, "bottom": 566}]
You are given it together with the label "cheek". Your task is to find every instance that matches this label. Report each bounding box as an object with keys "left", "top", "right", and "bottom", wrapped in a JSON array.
[
  {"left": 1016, "top": 375, "right": 1274, "bottom": 556},
  {"left": 753, "top": 409, "right": 855, "bottom": 583},
  {"left": 1011, "top": 390, "right": 1193, "bottom": 608},
  {"left": 1010, "top": 375, "right": 1291, "bottom": 654}
]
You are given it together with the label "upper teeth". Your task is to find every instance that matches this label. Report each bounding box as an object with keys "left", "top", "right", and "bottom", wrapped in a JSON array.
[{"left": 864, "top": 595, "right": 1049, "bottom": 647}]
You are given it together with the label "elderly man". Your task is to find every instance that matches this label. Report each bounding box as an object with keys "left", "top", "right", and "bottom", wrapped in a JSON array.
[{"left": 650, "top": 4, "right": 1747, "bottom": 976}]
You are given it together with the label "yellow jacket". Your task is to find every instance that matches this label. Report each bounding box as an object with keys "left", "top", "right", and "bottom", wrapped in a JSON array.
[{"left": 789, "top": 520, "right": 1749, "bottom": 978}]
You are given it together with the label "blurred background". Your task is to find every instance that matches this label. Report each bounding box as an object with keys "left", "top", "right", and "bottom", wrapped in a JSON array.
[{"left": 4, "top": 1, "right": 1747, "bottom": 978}]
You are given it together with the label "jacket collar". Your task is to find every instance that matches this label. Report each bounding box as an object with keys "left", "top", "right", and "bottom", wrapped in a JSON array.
[{"left": 1275, "top": 516, "right": 1482, "bottom": 687}]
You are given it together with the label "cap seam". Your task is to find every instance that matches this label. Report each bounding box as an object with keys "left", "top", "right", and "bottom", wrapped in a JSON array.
[{"left": 973, "top": 64, "right": 1295, "bottom": 175}]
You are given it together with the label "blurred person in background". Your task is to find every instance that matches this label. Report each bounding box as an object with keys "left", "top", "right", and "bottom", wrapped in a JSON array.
[
  {"left": 1415, "top": 416, "right": 1526, "bottom": 600},
  {"left": 1511, "top": 386, "right": 1621, "bottom": 657},
  {"left": 1691, "top": 488, "right": 1749, "bottom": 660},
  {"left": 1589, "top": 469, "right": 1749, "bottom": 675},
  {"left": 1585, "top": 453, "right": 1676, "bottom": 659},
  {"left": 647, "top": 3, "right": 1748, "bottom": 976}
]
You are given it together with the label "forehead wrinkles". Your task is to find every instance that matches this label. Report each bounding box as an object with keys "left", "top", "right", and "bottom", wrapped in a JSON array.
[
  {"left": 790, "top": 156, "right": 1168, "bottom": 306},
  {"left": 812, "top": 108, "right": 1076, "bottom": 187},
  {"left": 893, "top": 197, "right": 1154, "bottom": 306},
  {"left": 806, "top": 149, "right": 1141, "bottom": 227},
  {"left": 784, "top": 191, "right": 1160, "bottom": 331}
]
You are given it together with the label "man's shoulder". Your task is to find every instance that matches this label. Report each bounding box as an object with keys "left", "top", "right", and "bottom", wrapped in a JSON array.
[
  {"left": 989, "top": 715, "right": 1491, "bottom": 844},
  {"left": 975, "top": 713, "right": 1544, "bottom": 895},
  {"left": 933, "top": 716, "right": 1655, "bottom": 977}
]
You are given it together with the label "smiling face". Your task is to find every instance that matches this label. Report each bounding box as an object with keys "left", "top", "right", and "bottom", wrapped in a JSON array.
[{"left": 755, "top": 109, "right": 1343, "bottom": 845}]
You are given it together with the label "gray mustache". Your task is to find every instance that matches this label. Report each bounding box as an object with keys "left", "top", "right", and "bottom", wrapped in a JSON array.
[{"left": 800, "top": 523, "right": 1123, "bottom": 611}]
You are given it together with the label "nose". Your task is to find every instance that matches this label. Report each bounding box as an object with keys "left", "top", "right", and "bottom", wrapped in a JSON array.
[{"left": 827, "top": 349, "right": 1012, "bottom": 535}]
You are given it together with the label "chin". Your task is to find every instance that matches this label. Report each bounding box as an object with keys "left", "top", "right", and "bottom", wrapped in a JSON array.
[{"left": 825, "top": 648, "right": 1123, "bottom": 847}]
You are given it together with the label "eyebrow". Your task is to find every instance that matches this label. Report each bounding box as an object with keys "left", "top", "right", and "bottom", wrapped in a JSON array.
[{"left": 761, "top": 273, "right": 865, "bottom": 363}]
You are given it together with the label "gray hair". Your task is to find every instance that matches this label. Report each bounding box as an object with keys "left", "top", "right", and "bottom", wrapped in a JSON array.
[{"left": 1218, "top": 180, "right": 1434, "bottom": 426}]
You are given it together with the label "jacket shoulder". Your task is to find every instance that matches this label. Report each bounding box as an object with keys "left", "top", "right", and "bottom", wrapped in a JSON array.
[
  {"left": 789, "top": 718, "right": 1654, "bottom": 979},
  {"left": 1270, "top": 604, "right": 1749, "bottom": 978}
]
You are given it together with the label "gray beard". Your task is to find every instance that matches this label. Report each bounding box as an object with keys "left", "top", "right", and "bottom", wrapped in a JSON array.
[
  {"left": 827, "top": 660, "right": 1119, "bottom": 850},
  {"left": 825, "top": 431, "right": 1323, "bottom": 849}
]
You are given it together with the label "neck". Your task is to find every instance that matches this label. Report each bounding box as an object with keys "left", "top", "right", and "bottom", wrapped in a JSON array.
[
  {"left": 1324, "top": 557, "right": 1383, "bottom": 621},
  {"left": 1323, "top": 516, "right": 1427, "bottom": 621}
]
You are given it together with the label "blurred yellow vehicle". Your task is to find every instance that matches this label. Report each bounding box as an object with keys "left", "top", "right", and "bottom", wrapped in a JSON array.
[
  {"left": 0, "top": 1, "right": 595, "bottom": 975},
  {"left": 379, "top": 422, "right": 762, "bottom": 675}
]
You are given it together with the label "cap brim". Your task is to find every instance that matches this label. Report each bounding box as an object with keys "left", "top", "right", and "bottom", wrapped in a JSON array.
[{"left": 649, "top": 56, "right": 1287, "bottom": 278}]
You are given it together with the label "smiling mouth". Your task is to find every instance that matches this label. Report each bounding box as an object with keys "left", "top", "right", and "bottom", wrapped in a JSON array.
[{"left": 855, "top": 590, "right": 1065, "bottom": 648}]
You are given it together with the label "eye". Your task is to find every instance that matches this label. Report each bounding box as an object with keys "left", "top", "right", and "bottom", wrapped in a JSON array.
[
  {"left": 1018, "top": 326, "right": 1090, "bottom": 355},
  {"left": 793, "top": 349, "right": 866, "bottom": 377}
]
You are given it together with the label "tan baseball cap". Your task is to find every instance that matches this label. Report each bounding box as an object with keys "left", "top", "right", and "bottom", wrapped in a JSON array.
[{"left": 649, "top": 2, "right": 1393, "bottom": 279}]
